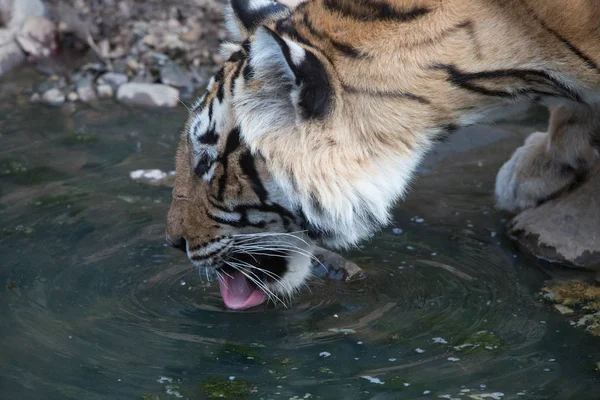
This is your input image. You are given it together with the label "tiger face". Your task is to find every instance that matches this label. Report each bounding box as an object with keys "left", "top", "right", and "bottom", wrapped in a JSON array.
[{"left": 166, "top": 44, "right": 316, "bottom": 310}]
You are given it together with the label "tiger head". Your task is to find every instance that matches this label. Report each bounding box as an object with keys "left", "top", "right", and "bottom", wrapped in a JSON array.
[
  {"left": 167, "top": 0, "right": 433, "bottom": 309},
  {"left": 166, "top": 1, "right": 316, "bottom": 310}
]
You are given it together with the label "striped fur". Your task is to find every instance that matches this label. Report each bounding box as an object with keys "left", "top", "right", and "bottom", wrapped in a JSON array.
[{"left": 168, "top": 0, "right": 600, "bottom": 300}]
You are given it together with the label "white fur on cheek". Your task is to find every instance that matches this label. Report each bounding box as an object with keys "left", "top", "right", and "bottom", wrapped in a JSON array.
[
  {"left": 268, "top": 247, "right": 313, "bottom": 297},
  {"left": 249, "top": 0, "right": 278, "bottom": 10}
]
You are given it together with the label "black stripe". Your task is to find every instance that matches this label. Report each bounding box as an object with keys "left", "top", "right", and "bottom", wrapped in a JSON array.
[
  {"left": 198, "top": 124, "right": 218, "bottom": 145},
  {"left": 190, "top": 246, "right": 228, "bottom": 261},
  {"left": 323, "top": 0, "right": 430, "bottom": 22},
  {"left": 239, "top": 151, "right": 268, "bottom": 202},
  {"left": 231, "top": 0, "right": 288, "bottom": 30},
  {"left": 342, "top": 84, "right": 431, "bottom": 104},
  {"left": 194, "top": 153, "right": 212, "bottom": 177},
  {"left": 434, "top": 64, "right": 583, "bottom": 102},
  {"left": 263, "top": 27, "right": 301, "bottom": 84},
  {"left": 227, "top": 50, "right": 246, "bottom": 63},
  {"left": 522, "top": 1, "right": 600, "bottom": 74},
  {"left": 230, "top": 60, "right": 245, "bottom": 95},
  {"left": 207, "top": 98, "right": 214, "bottom": 120},
  {"left": 216, "top": 128, "right": 241, "bottom": 201}
]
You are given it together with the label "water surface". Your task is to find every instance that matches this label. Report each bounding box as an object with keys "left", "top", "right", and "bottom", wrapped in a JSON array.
[{"left": 1, "top": 69, "right": 599, "bottom": 400}]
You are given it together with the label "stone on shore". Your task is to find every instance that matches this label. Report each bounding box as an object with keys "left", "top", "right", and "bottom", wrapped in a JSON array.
[
  {"left": 117, "top": 83, "right": 180, "bottom": 108},
  {"left": 510, "top": 169, "right": 600, "bottom": 271}
]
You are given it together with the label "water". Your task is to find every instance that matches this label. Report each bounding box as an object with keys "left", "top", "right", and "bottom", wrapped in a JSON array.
[{"left": 1, "top": 69, "right": 599, "bottom": 400}]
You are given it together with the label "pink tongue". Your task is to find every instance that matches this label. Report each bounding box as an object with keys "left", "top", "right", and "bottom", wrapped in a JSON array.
[{"left": 219, "top": 270, "right": 267, "bottom": 310}]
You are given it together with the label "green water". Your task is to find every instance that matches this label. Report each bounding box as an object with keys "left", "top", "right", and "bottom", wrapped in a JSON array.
[{"left": 1, "top": 69, "right": 599, "bottom": 400}]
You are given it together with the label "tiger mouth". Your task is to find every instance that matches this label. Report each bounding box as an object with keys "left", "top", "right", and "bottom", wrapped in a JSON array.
[
  {"left": 217, "top": 266, "right": 268, "bottom": 310},
  {"left": 216, "top": 253, "right": 286, "bottom": 310}
]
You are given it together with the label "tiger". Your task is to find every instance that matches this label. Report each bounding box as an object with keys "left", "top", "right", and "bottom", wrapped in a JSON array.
[{"left": 166, "top": 0, "right": 600, "bottom": 309}]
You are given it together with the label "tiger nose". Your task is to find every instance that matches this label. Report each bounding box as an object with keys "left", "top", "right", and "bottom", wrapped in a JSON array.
[{"left": 166, "top": 234, "right": 187, "bottom": 253}]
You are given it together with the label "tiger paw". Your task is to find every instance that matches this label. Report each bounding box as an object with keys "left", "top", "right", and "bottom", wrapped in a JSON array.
[
  {"left": 312, "top": 246, "right": 365, "bottom": 282},
  {"left": 495, "top": 131, "right": 577, "bottom": 212}
]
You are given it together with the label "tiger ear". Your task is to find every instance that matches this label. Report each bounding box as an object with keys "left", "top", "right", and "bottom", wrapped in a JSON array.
[
  {"left": 225, "top": 0, "right": 291, "bottom": 42},
  {"left": 248, "top": 27, "right": 333, "bottom": 120}
]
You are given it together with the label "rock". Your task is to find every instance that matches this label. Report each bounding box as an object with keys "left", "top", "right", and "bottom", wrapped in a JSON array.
[
  {"left": 0, "top": 40, "right": 25, "bottom": 76},
  {"left": 181, "top": 26, "right": 203, "bottom": 43},
  {"left": 510, "top": 168, "right": 600, "bottom": 270},
  {"left": 29, "top": 92, "right": 40, "bottom": 103},
  {"left": 15, "top": 16, "right": 56, "bottom": 59},
  {"left": 117, "top": 83, "right": 180, "bottom": 108},
  {"left": 75, "top": 75, "right": 97, "bottom": 102},
  {"left": 0, "top": 0, "right": 45, "bottom": 77},
  {"left": 126, "top": 58, "right": 139, "bottom": 71},
  {"left": 554, "top": 304, "right": 574, "bottom": 315},
  {"left": 41, "top": 88, "right": 65, "bottom": 107},
  {"left": 160, "top": 62, "right": 193, "bottom": 89},
  {"left": 98, "top": 72, "right": 128, "bottom": 88},
  {"left": 96, "top": 84, "right": 113, "bottom": 99},
  {"left": 67, "top": 92, "right": 78, "bottom": 102}
]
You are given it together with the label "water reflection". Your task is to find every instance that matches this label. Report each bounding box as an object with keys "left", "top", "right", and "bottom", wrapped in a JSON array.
[{"left": 1, "top": 69, "right": 599, "bottom": 400}]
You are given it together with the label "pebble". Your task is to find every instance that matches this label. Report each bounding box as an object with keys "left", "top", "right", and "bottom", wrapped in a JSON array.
[
  {"left": 117, "top": 83, "right": 180, "bottom": 108},
  {"left": 41, "top": 88, "right": 65, "bottom": 106},
  {"left": 76, "top": 76, "right": 97, "bottom": 103},
  {"left": 160, "top": 62, "right": 193, "bottom": 90},
  {"left": 98, "top": 72, "right": 128, "bottom": 88},
  {"left": 67, "top": 92, "right": 78, "bottom": 102},
  {"left": 97, "top": 84, "right": 114, "bottom": 99}
]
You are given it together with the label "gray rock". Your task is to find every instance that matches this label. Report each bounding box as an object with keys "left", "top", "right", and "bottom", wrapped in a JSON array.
[
  {"left": 116, "top": 83, "right": 180, "bottom": 108},
  {"left": 0, "top": 0, "right": 45, "bottom": 77},
  {"left": 98, "top": 72, "right": 128, "bottom": 88},
  {"left": 41, "top": 88, "right": 65, "bottom": 107},
  {"left": 75, "top": 75, "right": 97, "bottom": 102},
  {"left": 160, "top": 62, "right": 193, "bottom": 90},
  {"left": 15, "top": 16, "right": 56, "bottom": 58},
  {"left": 96, "top": 84, "right": 113, "bottom": 99},
  {"left": 510, "top": 168, "right": 600, "bottom": 270}
]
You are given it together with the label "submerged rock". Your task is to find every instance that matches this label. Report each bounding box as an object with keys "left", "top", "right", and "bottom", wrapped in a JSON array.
[
  {"left": 509, "top": 169, "right": 600, "bottom": 270},
  {"left": 117, "top": 83, "right": 180, "bottom": 108},
  {"left": 540, "top": 279, "right": 600, "bottom": 336}
]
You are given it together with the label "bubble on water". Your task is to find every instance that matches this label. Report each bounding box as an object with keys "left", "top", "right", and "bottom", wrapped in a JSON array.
[
  {"left": 447, "top": 357, "right": 460, "bottom": 362},
  {"left": 388, "top": 358, "right": 397, "bottom": 362},
  {"left": 423, "top": 390, "right": 431, "bottom": 395},
  {"left": 392, "top": 228, "right": 403, "bottom": 235},
  {"left": 319, "top": 352, "right": 331, "bottom": 357},
  {"left": 415, "top": 348, "right": 425, "bottom": 353},
  {"left": 179, "top": 280, "right": 186, "bottom": 286},
  {"left": 432, "top": 337, "right": 448, "bottom": 344}
]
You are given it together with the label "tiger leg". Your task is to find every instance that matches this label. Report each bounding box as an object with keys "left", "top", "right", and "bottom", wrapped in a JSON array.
[{"left": 495, "top": 103, "right": 600, "bottom": 212}]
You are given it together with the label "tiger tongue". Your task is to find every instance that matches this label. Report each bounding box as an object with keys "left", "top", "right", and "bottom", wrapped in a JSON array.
[{"left": 219, "top": 270, "right": 267, "bottom": 310}]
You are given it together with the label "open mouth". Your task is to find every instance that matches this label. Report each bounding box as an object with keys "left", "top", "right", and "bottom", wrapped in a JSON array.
[
  {"left": 217, "top": 254, "right": 287, "bottom": 310},
  {"left": 218, "top": 268, "right": 268, "bottom": 310}
]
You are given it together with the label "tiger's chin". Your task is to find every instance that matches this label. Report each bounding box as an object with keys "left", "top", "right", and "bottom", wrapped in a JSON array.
[{"left": 211, "top": 250, "right": 314, "bottom": 310}]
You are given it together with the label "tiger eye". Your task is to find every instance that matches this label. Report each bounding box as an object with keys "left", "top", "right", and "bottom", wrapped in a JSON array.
[{"left": 194, "top": 154, "right": 212, "bottom": 178}]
